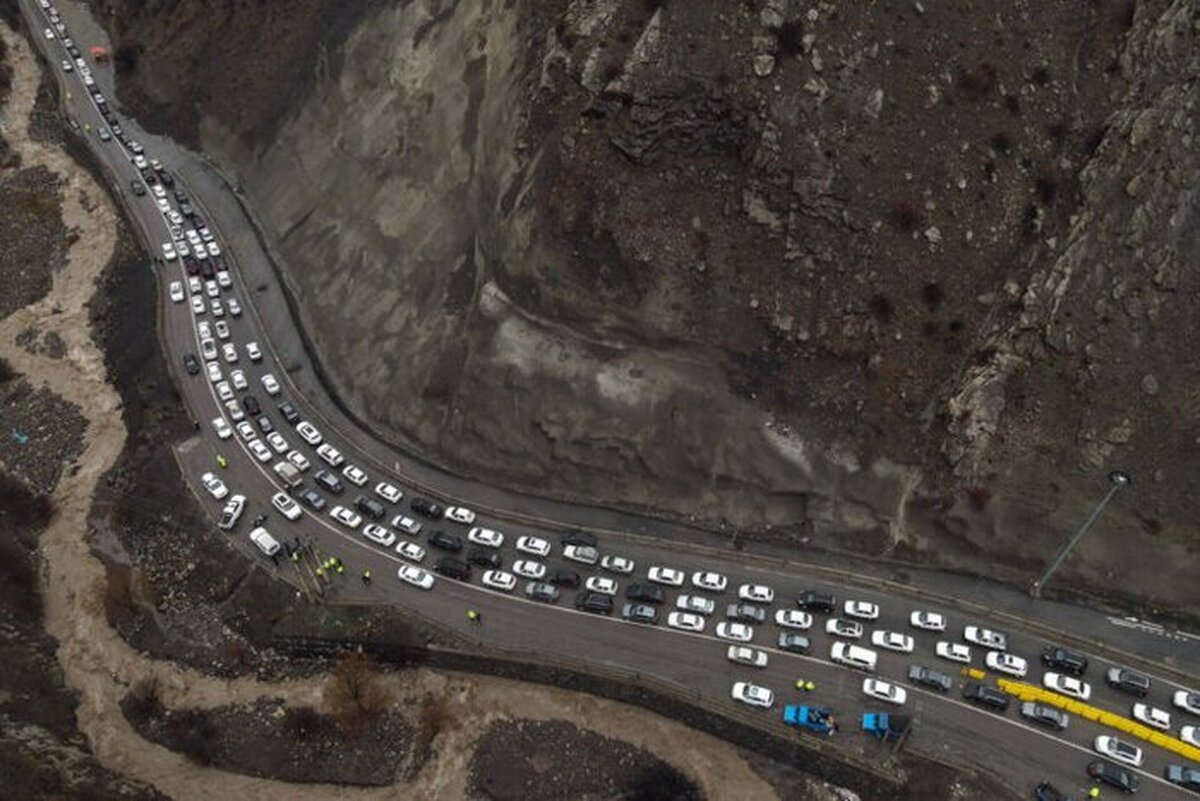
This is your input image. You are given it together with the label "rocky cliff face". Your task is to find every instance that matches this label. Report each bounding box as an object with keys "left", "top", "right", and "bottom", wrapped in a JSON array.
[{"left": 90, "top": 0, "right": 1199, "bottom": 609}]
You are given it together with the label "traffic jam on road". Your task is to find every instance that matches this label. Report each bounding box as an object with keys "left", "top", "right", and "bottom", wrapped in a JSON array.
[{"left": 32, "top": 1, "right": 1200, "bottom": 797}]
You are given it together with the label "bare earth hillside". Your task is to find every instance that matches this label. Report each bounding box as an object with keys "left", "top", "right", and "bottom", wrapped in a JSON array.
[{"left": 88, "top": 0, "right": 1200, "bottom": 612}]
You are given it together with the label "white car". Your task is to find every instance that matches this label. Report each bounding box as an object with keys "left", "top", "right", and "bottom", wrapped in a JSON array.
[
  {"left": 286, "top": 451, "right": 310, "bottom": 471},
  {"left": 247, "top": 439, "right": 272, "bottom": 463},
  {"left": 200, "top": 338, "right": 218, "bottom": 361},
  {"left": 271, "top": 492, "right": 302, "bottom": 521},
  {"left": 266, "top": 432, "right": 289, "bottom": 454},
  {"left": 217, "top": 495, "right": 245, "bottom": 530},
  {"left": 1182, "top": 726, "right": 1200, "bottom": 747},
  {"left": 186, "top": 229, "right": 201, "bottom": 246},
  {"left": 223, "top": 399, "right": 244, "bottom": 422},
  {"left": 177, "top": 242, "right": 191, "bottom": 259},
  {"left": 260, "top": 374, "right": 281, "bottom": 396},
  {"left": 910, "top": 610, "right": 946, "bottom": 631},
  {"left": 152, "top": 185, "right": 167, "bottom": 200},
  {"left": 668, "top": 612, "right": 705, "bottom": 632},
  {"left": 738, "top": 584, "right": 774, "bottom": 604},
  {"left": 1094, "top": 735, "right": 1143, "bottom": 768},
  {"left": 200, "top": 472, "right": 228, "bottom": 500},
  {"left": 1131, "top": 703, "right": 1171, "bottom": 731},
  {"left": 585, "top": 576, "right": 617, "bottom": 596},
  {"left": 361, "top": 523, "right": 395, "bottom": 547},
  {"left": 647, "top": 566, "right": 685, "bottom": 587},
  {"left": 515, "top": 535, "right": 550, "bottom": 557},
  {"left": 246, "top": 342, "right": 262, "bottom": 361},
  {"left": 512, "top": 560, "right": 545, "bottom": 579},
  {"left": 375, "top": 482, "right": 403, "bottom": 504},
  {"left": 206, "top": 242, "right": 221, "bottom": 257},
  {"left": 600, "top": 554, "right": 635, "bottom": 574},
  {"left": 392, "top": 515, "right": 422, "bottom": 535},
  {"left": 482, "top": 570, "right": 516, "bottom": 592},
  {"left": 134, "top": 155, "right": 149, "bottom": 170},
  {"left": 229, "top": 369, "right": 248, "bottom": 391},
  {"left": 716, "top": 622, "right": 753, "bottom": 642},
  {"left": 985, "top": 651, "right": 1028, "bottom": 678},
  {"left": 222, "top": 342, "right": 238, "bottom": 364},
  {"left": 691, "top": 571, "right": 727, "bottom": 593},
  {"left": 236, "top": 421, "right": 256, "bottom": 441},
  {"left": 317, "top": 444, "right": 344, "bottom": 467},
  {"left": 727, "top": 646, "right": 768, "bottom": 668},
  {"left": 444, "top": 506, "right": 476, "bottom": 524},
  {"left": 210, "top": 299, "right": 224, "bottom": 317},
  {"left": 190, "top": 295, "right": 206, "bottom": 315},
  {"left": 731, "top": 682, "right": 774, "bottom": 709},
  {"left": 44, "top": 27, "right": 54, "bottom": 38},
  {"left": 227, "top": 298, "right": 242, "bottom": 317},
  {"left": 1174, "top": 690, "right": 1200, "bottom": 716},
  {"left": 775, "top": 609, "right": 812, "bottom": 630},
  {"left": 61, "top": 58, "right": 73, "bottom": 72},
  {"left": 188, "top": 276, "right": 202, "bottom": 295},
  {"left": 871, "top": 631, "right": 915, "bottom": 653},
  {"left": 397, "top": 565, "right": 434, "bottom": 590},
  {"left": 329, "top": 506, "right": 362, "bottom": 529},
  {"left": 676, "top": 594, "right": 716, "bottom": 616},
  {"left": 161, "top": 242, "right": 177, "bottom": 261},
  {"left": 863, "top": 678, "right": 907, "bottom": 706},
  {"left": 342, "top": 464, "right": 368, "bottom": 486},
  {"left": 963, "top": 625, "right": 1007, "bottom": 651},
  {"left": 205, "top": 362, "right": 222, "bottom": 383},
  {"left": 395, "top": 541, "right": 425, "bottom": 563},
  {"left": 467, "top": 527, "right": 504, "bottom": 548},
  {"left": 562, "top": 544, "right": 598, "bottom": 565},
  {"left": 215, "top": 381, "right": 234, "bottom": 402},
  {"left": 155, "top": 198, "right": 169, "bottom": 214},
  {"left": 844, "top": 600, "right": 880, "bottom": 620},
  {"left": 205, "top": 280, "right": 219, "bottom": 299},
  {"left": 216, "top": 270, "right": 232, "bottom": 289},
  {"left": 935, "top": 641, "right": 971, "bottom": 664},
  {"left": 296, "top": 421, "right": 322, "bottom": 445},
  {"left": 214, "top": 321, "right": 230, "bottom": 340},
  {"left": 169, "top": 281, "right": 184, "bottom": 302},
  {"left": 825, "top": 618, "right": 863, "bottom": 640},
  {"left": 211, "top": 417, "right": 232, "bottom": 439},
  {"left": 1043, "top": 672, "right": 1091, "bottom": 701},
  {"left": 197, "top": 320, "right": 212, "bottom": 339}
]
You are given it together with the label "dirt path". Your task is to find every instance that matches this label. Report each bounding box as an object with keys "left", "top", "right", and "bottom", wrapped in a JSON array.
[{"left": 0, "top": 23, "right": 778, "bottom": 801}]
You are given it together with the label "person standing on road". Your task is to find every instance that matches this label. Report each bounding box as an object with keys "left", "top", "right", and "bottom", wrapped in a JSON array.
[
  {"left": 361, "top": 569, "right": 371, "bottom": 584},
  {"left": 467, "top": 610, "right": 481, "bottom": 624}
]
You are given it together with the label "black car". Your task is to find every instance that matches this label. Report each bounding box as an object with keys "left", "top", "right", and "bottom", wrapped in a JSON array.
[
  {"left": 1106, "top": 667, "right": 1150, "bottom": 697},
  {"left": 961, "top": 682, "right": 1009, "bottom": 712},
  {"left": 428, "top": 531, "right": 463, "bottom": 553},
  {"left": 144, "top": 171, "right": 157, "bottom": 185},
  {"left": 255, "top": 415, "right": 274, "bottom": 434},
  {"left": 278, "top": 402, "right": 301, "bottom": 424},
  {"left": 777, "top": 633, "right": 811, "bottom": 653},
  {"left": 796, "top": 590, "right": 837, "bottom": 613},
  {"left": 561, "top": 529, "right": 597, "bottom": 548},
  {"left": 525, "top": 582, "right": 560, "bottom": 603},
  {"left": 726, "top": 603, "right": 766, "bottom": 624},
  {"left": 160, "top": 172, "right": 176, "bottom": 188},
  {"left": 298, "top": 489, "right": 326, "bottom": 511},
  {"left": 131, "top": 179, "right": 146, "bottom": 197},
  {"left": 1020, "top": 702, "right": 1068, "bottom": 731},
  {"left": 1166, "top": 765, "right": 1200, "bottom": 793},
  {"left": 174, "top": 191, "right": 189, "bottom": 203},
  {"left": 549, "top": 569, "right": 580, "bottom": 588},
  {"left": 242, "top": 395, "right": 261, "bottom": 416},
  {"left": 575, "top": 591, "right": 613, "bottom": 615},
  {"left": 410, "top": 498, "right": 444, "bottom": 520},
  {"left": 314, "top": 470, "right": 343, "bottom": 495},
  {"left": 182, "top": 255, "right": 198, "bottom": 275},
  {"left": 1041, "top": 645, "right": 1088, "bottom": 676},
  {"left": 434, "top": 556, "right": 470, "bottom": 581},
  {"left": 907, "top": 665, "right": 952, "bottom": 692},
  {"left": 355, "top": 495, "right": 385, "bottom": 521},
  {"left": 1032, "top": 782, "right": 1071, "bottom": 801},
  {"left": 622, "top": 603, "right": 658, "bottom": 624},
  {"left": 1087, "top": 760, "right": 1137, "bottom": 793},
  {"left": 625, "top": 583, "right": 665, "bottom": 605},
  {"left": 182, "top": 353, "right": 200, "bottom": 375},
  {"left": 200, "top": 260, "right": 215, "bottom": 280},
  {"left": 467, "top": 547, "right": 502, "bottom": 570}
]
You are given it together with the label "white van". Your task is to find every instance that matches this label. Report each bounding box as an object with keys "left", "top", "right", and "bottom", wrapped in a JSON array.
[
  {"left": 830, "top": 642, "right": 877, "bottom": 672},
  {"left": 249, "top": 527, "right": 281, "bottom": 557}
]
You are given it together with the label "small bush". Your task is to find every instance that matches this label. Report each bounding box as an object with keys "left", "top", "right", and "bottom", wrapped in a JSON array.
[
  {"left": 990, "top": 132, "right": 1012, "bottom": 154},
  {"left": 103, "top": 565, "right": 146, "bottom": 628},
  {"left": 1035, "top": 173, "right": 1058, "bottom": 205},
  {"left": 776, "top": 20, "right": 806, "bottom": 57},
  {"left": 966, "top": 485, "right": 992, "bottom": 511},
  {"left": 416, "top": 697, "right": 454, "bottom": 749},
  {"left": 921, "top": 282, "right": 945, "bottom": 310},
  {"left": 325, "top": 652, "right": 390, "bottom": 738},
  {"left": 166, "top": 709, "right": 218, "bottom": 765},
  {"left": 283, "top": 706, "right": 324, "bottom": 741}
]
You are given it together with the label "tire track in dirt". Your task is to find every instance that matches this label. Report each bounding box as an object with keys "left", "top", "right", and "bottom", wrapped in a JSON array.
[{"left": 0, "top": 21, "right": 780, "bottom": 801}]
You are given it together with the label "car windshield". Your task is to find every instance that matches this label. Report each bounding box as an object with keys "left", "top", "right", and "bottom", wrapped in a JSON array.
[{"left": 1114, "top": 741, "right": 1138, "bottom": 757}]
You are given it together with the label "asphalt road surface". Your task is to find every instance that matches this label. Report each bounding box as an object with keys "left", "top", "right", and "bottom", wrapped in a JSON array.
[{"left": 20, "top": 1, "right": 1200, "bottom": 797}]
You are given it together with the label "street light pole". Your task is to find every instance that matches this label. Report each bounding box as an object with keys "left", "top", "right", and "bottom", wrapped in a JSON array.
[{"left": 1030, "top": 470, "right": 1130, "bottom": 599}]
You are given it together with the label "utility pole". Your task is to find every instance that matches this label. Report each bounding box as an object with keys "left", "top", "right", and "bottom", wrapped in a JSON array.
[{"left": 1031, "top": 470, "right": 1130, "bottom": 598}]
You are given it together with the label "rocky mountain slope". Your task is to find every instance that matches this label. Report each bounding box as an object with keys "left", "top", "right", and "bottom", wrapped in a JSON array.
[{"left": 88, "top": 0, "right": 1199, "bottom": 610}]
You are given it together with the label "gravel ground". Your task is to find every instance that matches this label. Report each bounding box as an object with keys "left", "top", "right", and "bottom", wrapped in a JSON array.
[
  {"left": 0, "top": 377, "right": 87, "bottom": 495},
  {"left": 0, "top": 165, "right": 67, "bottom": 320},
  {"left": 467, "top": 719, "right": 702, "bottom": 801}
]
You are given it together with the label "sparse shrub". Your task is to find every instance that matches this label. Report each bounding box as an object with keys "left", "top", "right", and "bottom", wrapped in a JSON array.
[
  {"left": 1004, "top": 94, "right": 1021, "bottom": 116},
  {"left": 921, "top": 282, "right": 945, "bottom": 310},
  {"left": 890, "top": 201, "right": 923, "bottom": 233},
  {"left": 103, "top": 565, "right": 147, "bottom": 628},
  {"left": 966, "top": 485, "right": 992, "bottom": 511},
  {"left": 220, "top": 639, "right": 253, "bottom": 671},
  {"left": 1047, "top": 117, "right": 1070, "bottom": 146},
  {"left": 324, "top": 652, "right": 390, "bottom": 738},
  {"left": 1035, "top": 173, "right": 1058, "bottom": 205},
  {"left": 776, "top": 20, "right": 806, "bottom": 57},
  {"left": 416, "top": 697, "right": 454, "bottom": 749},
  {"left": 990, "top": 132, "right": 1011, "bottom": 154},
  {"left": 1030, "top": 66, "right": 1051, "bottom": 86},
  {"left": 0, "top": 357, "right": 16, "bottom": 383},
  {"left": 166, "top": 709, "right": 217, "bottom": 765},
  {"left": 124, "top": 678, "right": 161, "bottom": 722},
  {"left": 868, "top": 294, "right": 895, "bottom": 323},
  {"left": 283, "top": 706, "right": 324, "bottom": 741}
]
